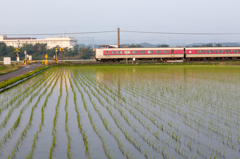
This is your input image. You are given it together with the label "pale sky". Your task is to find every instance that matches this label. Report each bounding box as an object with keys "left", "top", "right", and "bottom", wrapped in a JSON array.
[{"left": 1, "top": 0, "right": 240, "bottom": 45}]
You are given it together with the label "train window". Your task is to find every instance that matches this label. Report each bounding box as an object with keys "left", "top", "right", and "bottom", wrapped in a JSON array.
[
  {"left": 234, "top": 50, "right": 238, "bottom": 53},
  {"left": 124, "top": 51, "right": 130, "bottom": 54},
  {"left": 206, "top": 50, "right": 214, "bottom": 53},
  {"left": 112, "top": 51, "right": 115, "bottom": 54},
  {"left": 225, "top": 50, "right": 232, "bottom": 53},
  {"left": 106, "top": 51, "right": 108, "bottom": 54},
  {"left": 140, "top": 51, "right": 146, "bottom": 53},
  {"left": 148, "top": 51, "right": 154, "bottom": 53},
  {"left": 238, "top": 50, "right": 240, "bottom": 52},
  {"left": 197, "top": 50, "right": 205, "bottom": 53},
  {"left": 155, "top": 51, "right": 161, "bottom": 53},
  {"left": 163, "top": 51, "right": 169, "bottom": 53},
  {"left": 116, "top": 51, "right": 122, "bottom": 54},
  {"left": 171, "top": 49, "right": 174, "bottom": 53},
  {"left": 132, "top": 51, "right": 138, "bottom": 53},
  {"left": 215, "top": 50, "right": 223, "bottom": 53}
]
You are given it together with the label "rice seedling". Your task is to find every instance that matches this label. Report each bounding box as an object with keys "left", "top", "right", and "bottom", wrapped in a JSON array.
[
  {"left": 26, "top": 70, "right": 61, "bottom": 159},
  {"left": 64, "top": 73, "right": 72, "bottom": 159},
  {"left": 49, "top": 75, "right": 63, "bottom": 159},
  {"left": 5, "top": 70, "right": 59, "bottom": 159},
  {"left": 0, "top": 70, "right": 58, "bottom": 150},
  {"left": 0, "top": 70, "right": 56, "bottom": 129},
  {"left": 0, "top": 70, "right": 54, "bottom": 114},
  {"left": 1, "top": 66, "right": 240, "bottom": 158}
]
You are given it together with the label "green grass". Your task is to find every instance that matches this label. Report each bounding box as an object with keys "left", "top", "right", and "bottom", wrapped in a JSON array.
[{"left": 0, "top": 65, "right": 22, "bottom": 75}]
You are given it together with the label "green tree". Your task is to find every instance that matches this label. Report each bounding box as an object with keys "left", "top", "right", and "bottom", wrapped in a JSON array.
[
  {"left": 157, "top": 44, "right": 169, "bottom": 47},
  {"left": 79, "top": 46, "right": 94, "bottom": 59},
  {"left": 193, "top": 45, "right": 201, "bottom": 47},
  {"left": 202, "top": 43, "right": 213, "bottom": 47},
  {"left": 0, "top": 43, "right": 7, "bottom": 56},
  {"left": 214, "top": 43, "right": 222, "bottom": 47},
  {"left": 128, "top": 44, "right": 143, "bottom": 48}
]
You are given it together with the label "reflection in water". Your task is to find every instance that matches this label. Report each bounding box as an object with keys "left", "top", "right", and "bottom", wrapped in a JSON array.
[
  {"left": 1, "top": 65, "right": 240, "bottom": 159},
  {"left": 93, "top": 65, "right": 240, "bottom": 158}
]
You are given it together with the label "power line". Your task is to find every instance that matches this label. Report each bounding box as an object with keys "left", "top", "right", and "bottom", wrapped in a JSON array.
[
  {"left": 4, "top": 30, "right": 240, "bottom": 36},
  {"left": 4, "top": 31, "right": 116, "bottom": 36},
  {"left": 121, "top": 30, "right": 240, "bottom": 35}
]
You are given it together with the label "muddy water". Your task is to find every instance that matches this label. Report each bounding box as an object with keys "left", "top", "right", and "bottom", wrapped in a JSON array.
[{"left": 0, "top": 65, "right": 240, "bottom": 159}]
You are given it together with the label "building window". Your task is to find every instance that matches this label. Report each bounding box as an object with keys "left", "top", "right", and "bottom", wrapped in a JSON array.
[
  {"left": 163, "top": 51, "right": 169, "bottom": 53},
  {"left": 132, "top": 51, "right": 138, "bottom": 53},
  {"left": 124, "top": 51, "right": 130, "bottom": 54},
  {"left": 140, "top": 51, "right": 146, "bottom": 53},
  {"left": 155, "top": 51, "right": 161, "bottom": 53},
  {"left": 206, "top": 50, "right": 214, "bottom": 53},
  {"left": 148, "top": 51, "right": 154, "bottom": 53},
  {"left": 116, "top": 51, "right": 122, "bottom": 54}
]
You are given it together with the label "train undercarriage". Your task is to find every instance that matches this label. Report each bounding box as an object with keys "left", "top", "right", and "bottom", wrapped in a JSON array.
[{"left": 97, "top": 57, "right": 240, "bottom": 62}]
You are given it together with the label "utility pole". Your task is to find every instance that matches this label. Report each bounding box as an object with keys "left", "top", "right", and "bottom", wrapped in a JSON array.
[{"left": 118, "top": 28, "right": 120, "bottom": 48}]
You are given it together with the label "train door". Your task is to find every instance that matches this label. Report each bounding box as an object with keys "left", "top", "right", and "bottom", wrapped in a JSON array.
[
  {"left": 184, "top": 48, "right": 186, "bottom": 59},
  {"left": 171, "top": 49, "right": 174, "bottom": 58}
]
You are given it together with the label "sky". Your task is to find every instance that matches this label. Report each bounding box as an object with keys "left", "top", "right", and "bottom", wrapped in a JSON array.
[{"left": 1, "top": 0, "right": 240, "bottom": 45}]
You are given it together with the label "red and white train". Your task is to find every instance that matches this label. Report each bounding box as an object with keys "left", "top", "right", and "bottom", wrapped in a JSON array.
[{"left": 95, "top": 46, "right": 240, "bottom": 62}]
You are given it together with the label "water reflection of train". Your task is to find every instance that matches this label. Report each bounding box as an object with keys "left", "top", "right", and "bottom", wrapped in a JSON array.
[{"left": 95, "top": 45, "right": 240, "bottom": 62}]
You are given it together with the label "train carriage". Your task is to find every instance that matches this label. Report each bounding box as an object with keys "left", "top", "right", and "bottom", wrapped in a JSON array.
[
  {"left": 95, "top": 47, "right": 184, "bottom": 62},
  {"left": 185, "top": 47, "right": 240, "bottom": 60},
  {"left": 95, "top": 46, "right": 240, "bottom": 62}
]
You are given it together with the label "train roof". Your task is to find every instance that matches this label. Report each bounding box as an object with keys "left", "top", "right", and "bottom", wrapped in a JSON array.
[
  {"left": 185, "top": 47, "right": 240, "bottom": 49},
  {"left": 96, "top": 47, "right": 184, "bottom": 50}
]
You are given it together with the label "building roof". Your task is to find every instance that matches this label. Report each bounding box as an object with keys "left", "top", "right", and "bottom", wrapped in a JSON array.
[{"left": 4, "top": 37, "right": 36, "bottom": 40}]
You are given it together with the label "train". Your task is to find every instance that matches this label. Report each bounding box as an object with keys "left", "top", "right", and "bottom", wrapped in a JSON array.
[{"left": 95, "top": 45, "right": 240, "bottom": 62}]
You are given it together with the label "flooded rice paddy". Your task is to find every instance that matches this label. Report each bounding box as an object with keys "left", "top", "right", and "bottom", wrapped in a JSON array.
[{"left": 0, "top": 65, "right": 240, "bottom": 159}]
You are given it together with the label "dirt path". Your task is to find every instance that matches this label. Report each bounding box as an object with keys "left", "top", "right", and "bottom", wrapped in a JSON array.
[{"left": 0, "top": 64, "right": 42, "bottom": 82}]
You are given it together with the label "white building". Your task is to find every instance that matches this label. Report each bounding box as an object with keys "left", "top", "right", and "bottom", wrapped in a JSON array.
[{"left": 0, "top": 35, "right": 77, "bottom": 49}]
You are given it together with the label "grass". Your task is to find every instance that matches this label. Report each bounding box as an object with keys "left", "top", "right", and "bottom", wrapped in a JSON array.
[
  {"left": 0, "top": 65, "right": 49, "bottom": 89},
  {"left": 0, "top": 64, "right": 22, "bottom": 75}
]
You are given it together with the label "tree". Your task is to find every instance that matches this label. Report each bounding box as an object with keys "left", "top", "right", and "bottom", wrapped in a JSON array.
[
  {"left": 157, "top": 44, "right": 169, "bottom": 47},
  {"left": 128, "top": 44, "right": 143, "bottom": 48},
  {"left": 214, "top": 43, "right": 222, "bottom": 47},
  {"left": 202, "top": 43, "right": 213, "bottom": 47},
  {"left": 0, "top": 43, "right": 7, "bottom": 56},
  {"left": 79, "top": 46, "right": 94, "bottom": 59}
]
